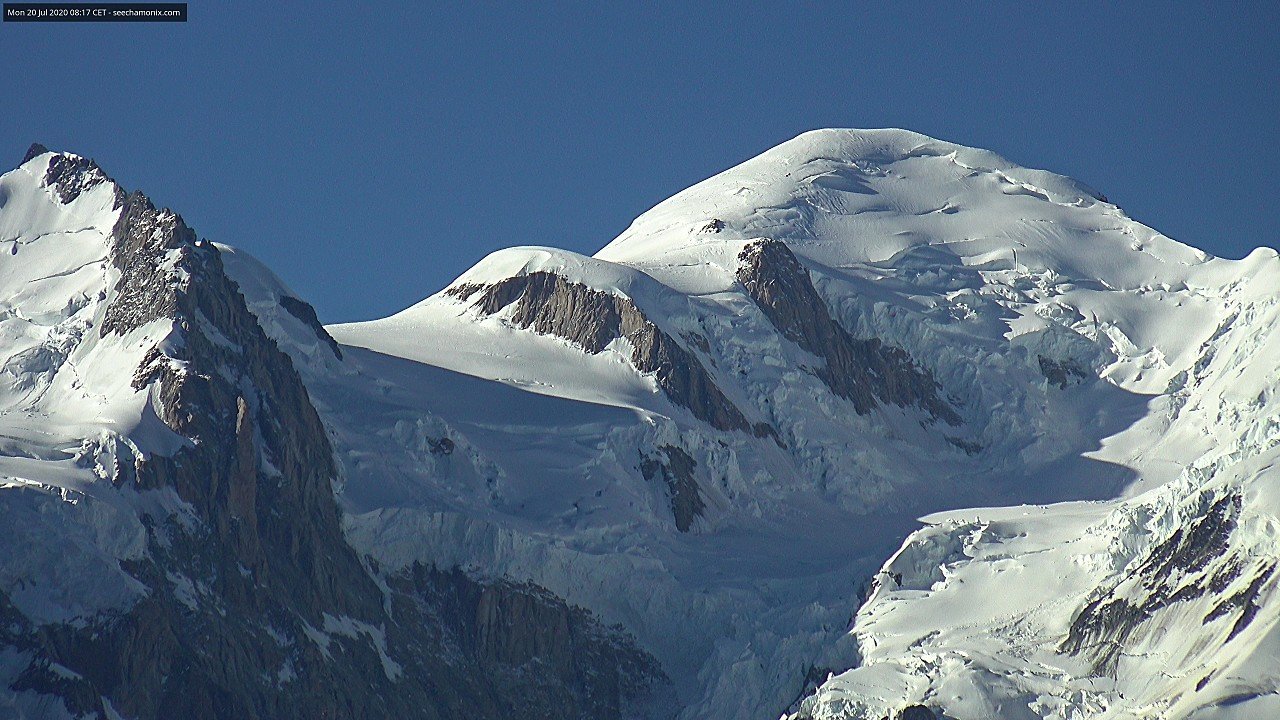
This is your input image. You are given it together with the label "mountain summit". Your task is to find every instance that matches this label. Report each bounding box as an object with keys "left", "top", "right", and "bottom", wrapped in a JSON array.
[{"left": 2, "top": 133, "right": 1278, "bottom": 719}]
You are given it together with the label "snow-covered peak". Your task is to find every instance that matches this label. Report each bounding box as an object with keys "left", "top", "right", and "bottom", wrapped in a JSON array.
[
  {"left": 3, "top": 135, "right": 1279, "bottom": 720},
  {"left": 2, "top": 147, "right": 120, "bottom": 252},
  {"left": 437, "top": 245, "right": 663, "bottom": 304},
  {"left": 216, "top": 242, "right": 346, "bottom": 370},
  {"left": 346, "top": 129, "right": 1280, "bottom": 418},
  {"left": 326, "top": 131, "right": 1280, "bottom": 717},
  {"left": 615, "top": 128, "right": 1109, "bottom": 236},
  {"left": 0, "top": 148, "right": 179, "bottom": 628},
  {"left": 17, "top": 145, "right": 120, "bottom": 206},
  {"left": 595, "top": 128, "right": 1260, "bottom": 300}
]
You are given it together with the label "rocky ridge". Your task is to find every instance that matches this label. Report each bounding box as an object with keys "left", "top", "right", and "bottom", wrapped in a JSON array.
[{"left": 0, "top": 148, "right": 666, "bottom": 719}]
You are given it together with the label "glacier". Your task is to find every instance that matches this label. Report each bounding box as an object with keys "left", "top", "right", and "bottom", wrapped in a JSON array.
[{"left": 0, "top": 130, "right": 1276, "bottom": 719}]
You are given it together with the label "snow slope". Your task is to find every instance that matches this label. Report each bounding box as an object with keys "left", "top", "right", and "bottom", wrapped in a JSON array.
[
  {"left": 0, "top": 151, "right": 193, "bottom": 631},
  {"left": 791, "top": 251, "right": 1280, "bottom": 720},
  {"left": 1, "top": 129, "right": 1276, "bottom": 720},
  {"left": 329, "top": 129, "right": 1280, "bottom": 718},
  {"left": 1, "top": 148, "right": 669, "bottom": 720}
]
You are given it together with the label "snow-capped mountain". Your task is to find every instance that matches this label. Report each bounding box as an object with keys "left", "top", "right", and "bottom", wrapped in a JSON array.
[
  {"left": 0, "top": 144, "right": 663, "bottom": 720},
  {"left": 1, "top": 129, "right": 1276, "bottom": 720}
]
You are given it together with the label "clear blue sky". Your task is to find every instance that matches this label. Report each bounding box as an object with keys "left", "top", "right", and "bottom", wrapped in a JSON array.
[{"left": 2, "top": 3, "right": 1276, "bottom": 322}]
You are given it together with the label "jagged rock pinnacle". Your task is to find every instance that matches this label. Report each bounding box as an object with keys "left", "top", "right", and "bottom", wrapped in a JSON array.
[{"left": 22, "top": 142, "right": 49, "bottom": 165}]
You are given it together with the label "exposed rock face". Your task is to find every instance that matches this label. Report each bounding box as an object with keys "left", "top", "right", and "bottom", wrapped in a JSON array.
[
  {"left": 21, "top": 142, "right": 49, "bottom": 164},
  {"left": 4, "top": 161, "right": 666, "bottom": 719},
  {"left": 1037, "top": 355, "right": 1090, "bottom": 389},
  {"left": 101, "top": 191, "right": 194, "bottom": 337},
  {"left": 640, "top": 445, "right": 705, "bottom": 532},
  {"left": 1205, "top": 562, "right": 1275, "bottom": 641},
  {"left": 389, "top": 564, "right": 667, "bottom": 720},
  {"left": 898, "top": 705, "right": 936, "bottom": 720},
  {"left": 280, "top": 295, "right": 343, "bottom": 359},
  {"left": 466, "top": 271, "right": 772, "bottom": 437},
  {"left": 737, "top": 240, "right": 959, "bottom": 424},
  {"left": 42, "top": 151, "right": 123, "bottom": 206},
  {"left": 1061, "top": 492, "right": 1243, "bottom": 674}
]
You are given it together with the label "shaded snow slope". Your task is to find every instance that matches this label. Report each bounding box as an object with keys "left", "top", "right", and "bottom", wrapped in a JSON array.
[
  {"left": 0, "top": 148, "right": 668, "bottom": 720},
  {"left": 2, "top": 128, "right": 1277, "bottom": 720},
  {"left": 329, "top": 129, "right": 1280, "bottom": 718},
  {"left": 791, "top": 253, "right": 1280, "bottom": 720},
  {"left": 0, "top": 149, "right": 186, "bottom": 630}
]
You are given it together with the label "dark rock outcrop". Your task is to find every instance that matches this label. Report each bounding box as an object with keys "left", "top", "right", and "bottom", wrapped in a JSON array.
[
  {"left": 1038, "top": 355, "right": 1090, "bottom": 389},
  {"left": 737, "top": 239, "right": 959, "bottom": 424},
  {"left": 4, "top": 158, "right": 667, "bottom": 719},
  {"left": 42, "top": 151, "right": 123, "bottom": 206},
  {"left": 467, "top": 271, "right": 773, "bottom": 437},
  {"left": 389, "top": 564, "right": 667, "bottom": 719},
  {"left": 1205, "top": 562, "right": 1275, "bottom": 641},
  {"left": 1061, "top": 493, "right": 1242, "bottom": 674},
  {"left": 640, "top": 445, "right": 705, "bottom": 532},
  {"left": 22, "top": 142, "right": 49, "bottom": 164},
  {"left": 445, "top": 282, "right": 487, "bottom": 301},
  {"left": 898, "top": 705, "right": 936, "bottom": 720},
  {"left": 279, "top": 295, "right": 343, "bottom": 359}
]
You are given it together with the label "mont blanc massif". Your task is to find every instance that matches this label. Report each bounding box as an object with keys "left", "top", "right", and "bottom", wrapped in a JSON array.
[{"left": 0, "top": 130, "right": 1277, "bottom": 720}]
